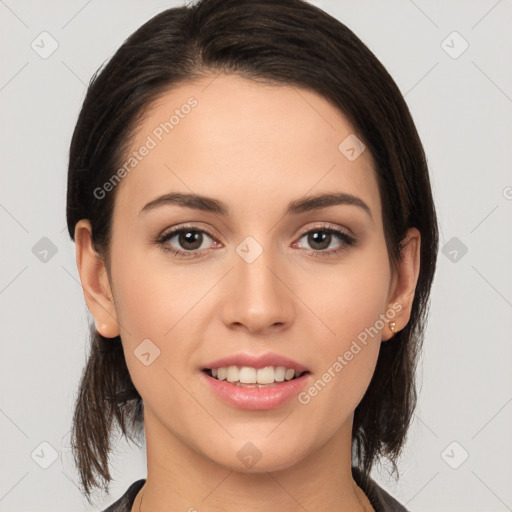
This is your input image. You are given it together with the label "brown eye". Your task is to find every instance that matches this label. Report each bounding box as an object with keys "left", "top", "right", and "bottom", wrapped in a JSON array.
[
  {"left": 295, "top": 226, "right": 356, "bottom": 257},
  {"left": 305, "top": 230, "right": 332, "bottom": 251},
  {"left": 157, "top": 227, "right": 217, "bottom": 258},
  {"left": 174, "top": 230, "right": 204, "bottom": 250}
]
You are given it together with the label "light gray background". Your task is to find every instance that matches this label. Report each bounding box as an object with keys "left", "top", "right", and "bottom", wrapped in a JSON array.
[{"left": 1, "top": 0, "right": 511, "bottom": 510}]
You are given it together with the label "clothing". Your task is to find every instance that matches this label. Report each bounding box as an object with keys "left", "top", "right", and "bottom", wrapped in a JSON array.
[
  {"left": 101, "top": 466, "right": 410, "bottom": 512},
  {"left": 352, "top": 466, "right": 410, "bottom": 512},
  {"left": 102, "top": 479, "right": 144, "bottom": 512}
]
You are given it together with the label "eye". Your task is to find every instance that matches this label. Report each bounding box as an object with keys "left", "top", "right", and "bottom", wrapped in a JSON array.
[
  {"left": 155, "top": 223, "right": 356, "bottom": 259},
  {"left": 157, "top": 226, "right": 219, "bottom": 258},
  {"left": 294, "top": 225, "right": 356, "bottom": 257}
]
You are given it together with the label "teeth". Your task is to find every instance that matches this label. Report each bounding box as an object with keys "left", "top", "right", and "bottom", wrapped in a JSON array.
[
  {"left": 239, "top": 366, "right": 257, "bottom": 384},
  {"left": 226, "top": 366, "right": 239, "bottom": 383},
  {"left": 273, "top": 366, "right": 286, "bottom": 382},
  {"left": 284, "top": 368, "right": 295, "bottom": 381},
  {"left": 208, "top": 365, "right": 302, "bottom": 384}
]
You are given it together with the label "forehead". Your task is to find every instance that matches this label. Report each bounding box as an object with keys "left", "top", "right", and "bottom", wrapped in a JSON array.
[{"left": 113, "top": 73, "right": 381, "bottom": 222}]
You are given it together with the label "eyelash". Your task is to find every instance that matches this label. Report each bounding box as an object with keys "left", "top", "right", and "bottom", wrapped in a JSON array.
[{"left": 156, "top": 224, "right": 356, "bottom": 259}]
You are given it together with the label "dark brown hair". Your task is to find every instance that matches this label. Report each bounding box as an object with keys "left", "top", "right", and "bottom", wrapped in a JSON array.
[{"left": 66, "top": 0, "right": 438, "bottom": 502}]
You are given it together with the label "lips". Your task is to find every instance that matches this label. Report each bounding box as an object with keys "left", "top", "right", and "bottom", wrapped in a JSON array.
[
  {"left": 200, "top": 367, "right": 312, "bottom": 410},
  {"left": 200, "top": 352, "right": 312, "bottom": 409}
]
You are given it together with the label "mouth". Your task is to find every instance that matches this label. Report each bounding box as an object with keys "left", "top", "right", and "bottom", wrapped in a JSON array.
[{"left": 202, "top": 366, "right": 311, "bottom": 387}]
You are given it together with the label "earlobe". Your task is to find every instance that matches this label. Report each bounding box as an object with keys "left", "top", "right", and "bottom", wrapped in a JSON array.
[
  {"left": 74, "top": 219, "right": 120, "bottom": 338},
  {"left": 383, "top": 227, "right": 421, "bottom": 341}
]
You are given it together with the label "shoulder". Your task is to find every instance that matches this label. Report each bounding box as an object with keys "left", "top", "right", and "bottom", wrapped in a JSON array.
[
  {"left": 352, "top": 466, "right": 411, "bottom": 512},
  {"left": 101, "top": 479, "right": 146, "bottom": 512}
]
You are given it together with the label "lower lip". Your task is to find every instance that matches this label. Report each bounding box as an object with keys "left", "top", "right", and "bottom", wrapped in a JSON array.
[{"left": 201, "top": 371, "right": 312, "bottom": 410}]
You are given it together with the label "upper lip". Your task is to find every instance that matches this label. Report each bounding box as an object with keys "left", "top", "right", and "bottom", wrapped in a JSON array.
[{"left": 203, "top": 352, "right": 310, "bottom": 374}]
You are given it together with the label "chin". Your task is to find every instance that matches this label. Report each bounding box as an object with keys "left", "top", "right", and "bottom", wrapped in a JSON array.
[{"left": 204, "top": 437, "right": 309, "bottom": 474}]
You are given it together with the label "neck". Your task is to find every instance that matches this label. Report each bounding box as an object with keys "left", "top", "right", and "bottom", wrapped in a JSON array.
[{"left": 132, "top": 408, "right": 373, "bottom": 512}]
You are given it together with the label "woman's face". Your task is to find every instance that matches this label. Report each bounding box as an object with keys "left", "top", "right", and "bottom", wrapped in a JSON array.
[{"left": 79, "top": 73, "right": 418, "bottom": 473}]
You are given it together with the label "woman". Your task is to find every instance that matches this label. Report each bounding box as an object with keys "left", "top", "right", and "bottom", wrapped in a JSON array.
[{"left": 66, "top": 0, "right": 438, "bottom": 511}]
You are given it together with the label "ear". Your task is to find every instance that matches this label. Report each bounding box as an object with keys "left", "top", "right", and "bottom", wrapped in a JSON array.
[
  {"left": 382, "top": 227, "right": 421, "bottom": 341},
  {"left": 74, "top": 219, "right": 120, "bottom": 338}
]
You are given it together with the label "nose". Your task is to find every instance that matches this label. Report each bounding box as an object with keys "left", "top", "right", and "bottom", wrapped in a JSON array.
[{"left": 221, "top": 244, "right": 294, "bottom": 335}]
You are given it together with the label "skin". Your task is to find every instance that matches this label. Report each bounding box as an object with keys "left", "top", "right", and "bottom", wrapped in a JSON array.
[{"left": 74, "top": 73, "right": 420, "bottom": 512}]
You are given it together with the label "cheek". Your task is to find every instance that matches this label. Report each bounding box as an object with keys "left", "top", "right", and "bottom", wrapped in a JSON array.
[
  {"left": 107, "top": 242, "right": 188, "bottom": 377},
  {"left": 294, "top": 242, "right": 391, "bottom": 413},
  {"left": 109, "top": 253, "right": 201, "bottom": 414},
  {"left": 110, "top": 240, "right": 183, "bottom": 335},
  {"left": 303, "top": 240, "right": 391, "bottom": 347}
]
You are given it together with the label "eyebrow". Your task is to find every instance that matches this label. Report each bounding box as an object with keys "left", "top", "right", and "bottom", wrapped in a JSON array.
[{"left": 139, "top": 191, "right": 373, "bottom": 220}]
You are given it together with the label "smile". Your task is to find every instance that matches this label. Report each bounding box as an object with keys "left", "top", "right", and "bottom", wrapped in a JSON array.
[
  {"left": 201, "top": 368, "right": 312, "bottom": 410},
  {"left": 204, "top": 365, "right": 308, "bottom": 385}
]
